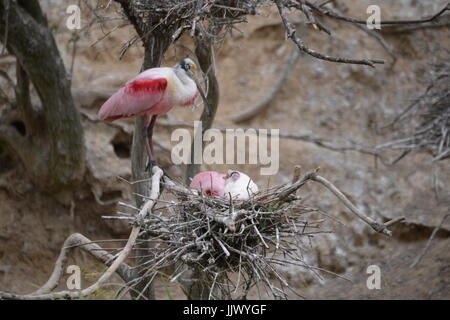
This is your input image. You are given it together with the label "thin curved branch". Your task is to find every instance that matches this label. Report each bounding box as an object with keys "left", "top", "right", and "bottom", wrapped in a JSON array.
[
  {"left": 380, "top": 20, "right": 450, "bottom": 33},
  {"left": 410, "top": 213, "right": 450, "bottom": 268},
  {"left": 310, "top": 173, "right": 403, "bottom": 237},
  {"left": 277, "top": 168, "right": 405, "bottom": 236},
  {"left": 185, "top": 26, "right": 221, "bottom": 183},
  {"left": 0, "top": 167, "right": 163, "bottom": 300},
  {"left": 32, "top": 233, "right": 133, "bottom": 295},
  {"left": 275, "top": 0, "right": 384, "bottom": 67},
  {"left": 303, "top": 1, "right": 450, "bottom": 26}
]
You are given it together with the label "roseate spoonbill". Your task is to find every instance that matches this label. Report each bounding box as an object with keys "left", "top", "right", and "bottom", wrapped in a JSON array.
[
  {"left": 223, "top": 170, "right": 259, "bottom": 201},
  {"left": 189, "top": 171, "right": 225, "bottom": 197},
  {"left": 97, "top": 58, "right": 200, "bottom": 166}
]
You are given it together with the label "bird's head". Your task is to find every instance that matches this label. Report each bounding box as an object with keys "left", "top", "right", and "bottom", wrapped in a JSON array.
[
  {"left": 223, "top": 170, "right": 259, "bottom": 201},
  {"left": 224, "top": 170, "right": 241, "bottom": 182},
  {"left": 176, "top": 58, "right": 197, "bottom": 75}
]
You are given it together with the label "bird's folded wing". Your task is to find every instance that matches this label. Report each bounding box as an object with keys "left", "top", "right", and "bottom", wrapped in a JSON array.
[{"left": 98, "top": 78, "right": 168, "bottom": 121}]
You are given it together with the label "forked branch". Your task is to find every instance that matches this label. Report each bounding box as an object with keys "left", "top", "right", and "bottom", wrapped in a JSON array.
[{"left": 0, "top": 167, "right": 164, "bottom": 300}]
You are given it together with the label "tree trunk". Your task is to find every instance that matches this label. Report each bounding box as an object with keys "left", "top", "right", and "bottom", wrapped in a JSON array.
[
  {"left": 180, "top": 31, "right": 222, "bottom": 300},
  {"left": 116, "top": 0, "right": 224, "bottom": 299},
  {"left": 185, "top": 32, "right": 220, "bottom": 183},
  {"left": 118, "top": 0, "right": 177, "bottom": 300},
  {"left": 0, "top": 0, "right": 85, "bottom": 193}
]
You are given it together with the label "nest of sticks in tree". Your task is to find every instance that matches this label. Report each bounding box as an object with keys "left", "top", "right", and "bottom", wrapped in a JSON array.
[
  {"left": 0, "top": 166, "right": 402, "bottom": 300},
  {"left": 107, "top": 166, "right": 401, "bottom": 299},
  {"left": 379, "top": 61, "right": 450, "bottom": 162}
]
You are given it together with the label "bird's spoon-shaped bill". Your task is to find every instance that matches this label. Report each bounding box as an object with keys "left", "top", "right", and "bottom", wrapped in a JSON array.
[{"left": 188, "top": 70, "right": 212, "bottom": 117}]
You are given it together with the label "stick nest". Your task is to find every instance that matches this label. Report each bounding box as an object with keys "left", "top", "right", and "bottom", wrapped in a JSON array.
[
  {"left": 116, "top": 173, "right": 330, "bottom": 299},
  {"left": 106, "top": 168, "right": 398, "bottom": 299},
  {"left": 381, "top": 61, "right": 450, "bottom": 161}
]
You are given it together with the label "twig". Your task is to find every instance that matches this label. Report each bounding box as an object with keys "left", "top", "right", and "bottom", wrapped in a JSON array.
[
  {"left": 410, "top": 213, "right": 450, "bottom": 268},
  {"left": 380, "top": 20, "right": 450, "bottom": 33},
  {"left": 304, "top": 1, "right": 450, "bottom": 26},
  {"left": 157, "top": 119, "right": 380, "bottom": 158},
  {"left": 0, "top": 167, "right": 164, "bottom": 300},
  {"left": 31, "top": 233, "right": 133, "bottom": 296},
  {"left": 292, "top": 165, "right": 302, "bottom": 183},
  {"left": 275, "top": 0, "right": 384, "bottom": 67},
  {"left": 310, "top": 172, "right": 401, "bottom": 236}
]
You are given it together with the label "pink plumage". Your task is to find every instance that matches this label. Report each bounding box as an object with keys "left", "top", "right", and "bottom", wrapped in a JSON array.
[
  {"left": 190, "top": 171, "right": 226, "bottom": 197},
  {"left": 98, "top": 72, "right": 170, "bottom": 122},
  {"left": 97, "top": 59, "right": 199, "bottom": 163}
]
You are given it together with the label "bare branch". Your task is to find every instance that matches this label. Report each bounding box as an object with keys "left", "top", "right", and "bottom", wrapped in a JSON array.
[
  {"left": 185, "top": 25, "right": 221, "bottom": 182},
  {"left": 303, "top": 1, "right": 450, "bottom": 26},
  {"left": 277, "top": 168, "right": 404, "bottom": 236},
  {"left": 275, "top": 0, "right": 384, "bottom": 67},
  {"left": 410, "top": 213, "right": 450, "bottom": 268},
  {"left": 0, "top": 167, "right": 164, "bottom": 300},
  {"left": 310, "top": 173, "right": 404, "bottom": 236},
  {"left": 32, "top": 233, "right": 133, "bottom": 295}
]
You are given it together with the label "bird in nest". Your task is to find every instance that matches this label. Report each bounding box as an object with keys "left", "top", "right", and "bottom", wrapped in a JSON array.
[{"left": 190, "top": 170, "right": 259, "bottom": 201}]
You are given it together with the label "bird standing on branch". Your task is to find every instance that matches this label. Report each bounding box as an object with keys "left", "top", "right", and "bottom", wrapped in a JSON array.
[{"left": 98, "top": 58, "right": 200, "bottom": 167}]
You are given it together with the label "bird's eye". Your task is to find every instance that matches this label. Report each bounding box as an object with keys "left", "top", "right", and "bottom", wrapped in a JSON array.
[
  {"left": 181, "top": 61, "right": 190, "bottom": 71},
  {"left": 231, "top": 171, "right": 240, "bottom": 179}
]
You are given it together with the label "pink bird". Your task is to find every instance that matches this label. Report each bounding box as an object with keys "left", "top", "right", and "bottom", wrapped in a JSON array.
[
  {"left": 189, "top": 171, "right": 226, "bottom": 197},
  {"left": 98, "top": 58, "right": 199, "bottom": 166},
  {"left": 223, "top": 170, "right": 259, "bottom": 201}
]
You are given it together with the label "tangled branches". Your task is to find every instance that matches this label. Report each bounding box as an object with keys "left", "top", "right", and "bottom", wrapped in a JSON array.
[
  {"left": 378, "top": 61, "right": 450, "bottom": 162},
  {"left": 109, "top": 0, "right": 449, "bottom": 67},
  {"left": 108, "top": 167, "right": 401, "bottom": 299},
  {"left": 0, "top": 167, "right": 164, "bottom": 300},
  {"left": 0, "top": 166, "right": 403, "bottom": 300},
  {"left": 122, "top": 180, "right": 323, "bottom": 299}
]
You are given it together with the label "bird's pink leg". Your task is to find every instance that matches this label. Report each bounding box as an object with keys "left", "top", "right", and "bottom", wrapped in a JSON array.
[
  {"left": 147, "top": 115, "right": 157, "bottom": 159},
  {"left": 142, "top": 114, "right": 151, "bottom": 160},
  {"left": 144, "top": 115, "right": 158, "bottom": 171}
]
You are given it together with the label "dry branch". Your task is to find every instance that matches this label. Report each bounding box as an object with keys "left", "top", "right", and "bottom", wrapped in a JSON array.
[
  {"left": 0, "top": 167, "right": 164, "bottom": 300},
  {"left": 0, "top": 165, "right": 403, "bottom": 300},
  {"left": 309, "top": 173, "right": 402, "bottom": 236},
  {"left": 275, "top": 0, "right": 384, "bottom": 67},
  {"left": 377, "top": 61, "right": 450, "bottom": 162},
  {"left": 115, "top": 167, "right": 401, "bottom": 299},
  {"left": 302, "top": 1, "right": 450, "bottom": 26},
  {"left": 410, "top": 213, "right": 450, "bottom": 268},
  {"left": 31, "top": 233, "right": 133, "bottom": 295},
  {"left": 185, "top": 26, "right": 221, "bottom": 183}
]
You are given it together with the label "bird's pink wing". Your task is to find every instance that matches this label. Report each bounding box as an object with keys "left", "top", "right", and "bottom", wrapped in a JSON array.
[
  {"left": 190, "top": 171, "right": 225, "bottom": 196},
  {"left": 98, "top": 77, "right": 168, "bottom": 121}
]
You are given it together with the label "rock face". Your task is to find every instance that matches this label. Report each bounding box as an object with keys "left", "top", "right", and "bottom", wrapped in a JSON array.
[
  {"left": 0, "top": 1, "right": 449, "bottom": 298},
  {"left": 304, "top": 238, "right": 450, "bottom": 300}
]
